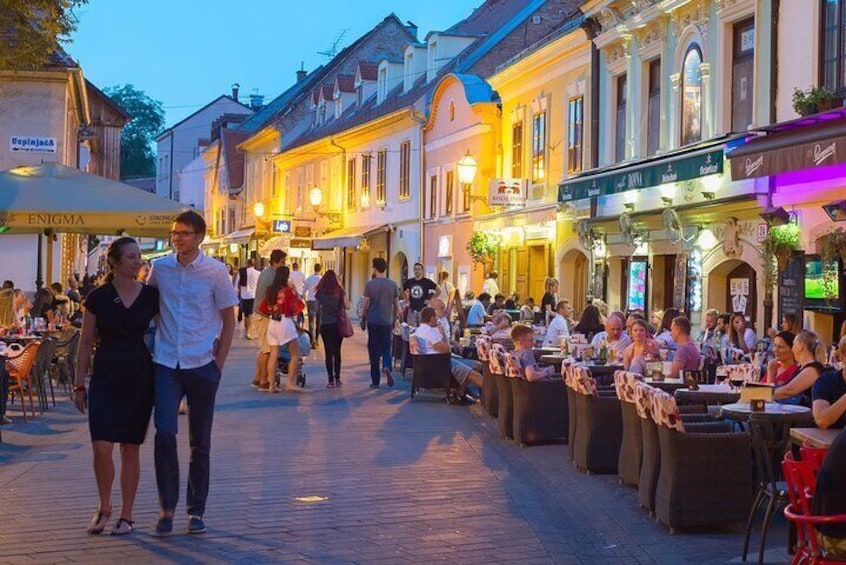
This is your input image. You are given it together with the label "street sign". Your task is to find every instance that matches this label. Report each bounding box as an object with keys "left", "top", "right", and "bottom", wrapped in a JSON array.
[
  {"left": 291, "top": 238, "right": 311, "bottom": 248},
  {"left": 272, "top": 220, "right": 292, "bottom": 233}
]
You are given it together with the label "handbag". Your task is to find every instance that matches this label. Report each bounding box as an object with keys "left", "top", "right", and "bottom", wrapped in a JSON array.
[{"left": 338, "top": 293, "right": 354, "bottom": 338}]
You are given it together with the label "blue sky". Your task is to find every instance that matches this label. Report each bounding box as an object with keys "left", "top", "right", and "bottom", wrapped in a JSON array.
[{"left": 70, "top": 0, "right": 483, "bottom": 127}]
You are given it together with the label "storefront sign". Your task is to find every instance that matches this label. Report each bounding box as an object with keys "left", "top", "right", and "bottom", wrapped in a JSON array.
[
  {"left": 778, "top": 253, "right": 805, "bottom": 322},
  {"left": 10, "top": 136, "right": 56, "bottom": 153},
  {"left": 272, "top": 220, "right": 291, "bottom": 233},
  {"left": 627, "top": 259, "right": 648, "bottom": 312},
  {"left": 731, "top": 277, "right": 750, "bottom": 314},
  {"left": 559, "top": 149, "right": 724, "bottom": 202},
  {"left": 489, "top": 178, "right": 527, "bottom": 206},
  {"left": 756, "top": 223, "right": 768, "bottom": 243},
  {"left": 290, "top": 238, "right": 311, "bottom": 248},
  {"left": 294, "top": 226, "right": 311, "bottom": 237},
  {"left": 728, "top": 131, "right": 846, "bottom": 181}
]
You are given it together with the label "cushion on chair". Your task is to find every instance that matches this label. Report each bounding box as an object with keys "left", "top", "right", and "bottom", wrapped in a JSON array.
[
  {"left": 489, "top": 344, "right": 507, "bottom": 375},
  {"left": 504, "top": 352, "right": 523, "bottom": 379},
  {"left": 633, "top": 382, "right": 654, "bottom": 420},
  {"left": 476, "top": 335, "right": 491, "bottom": 361},
  {"left": 573, "top": 366, "right": 598, "bottom": 396},
  {"left": 650, "top": 389, "right": 685, "bottom": 433}
]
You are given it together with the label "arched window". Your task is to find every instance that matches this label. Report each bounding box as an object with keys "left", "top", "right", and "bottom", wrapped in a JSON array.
[{"left": 680, "top": 45, "right": 702, "bottom": 146}]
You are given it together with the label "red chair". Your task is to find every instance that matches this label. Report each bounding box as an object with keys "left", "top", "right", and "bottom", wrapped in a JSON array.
[
  {"left": 800, "top": 446, "right": 829, "bottom": 473},
  {"left": 782, "top": 455, "right": 846, "bottom": 564}
]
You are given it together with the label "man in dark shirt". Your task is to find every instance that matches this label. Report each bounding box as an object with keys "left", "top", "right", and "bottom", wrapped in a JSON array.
[
  {"left": 813, "top": 340, "right": 846, "bottom": 429},
  {"left": 402, "top": 262, "right": 438, "bottom": 326},
  {"left": 812, "top": 428, "right": 846, "bottom": 556}
]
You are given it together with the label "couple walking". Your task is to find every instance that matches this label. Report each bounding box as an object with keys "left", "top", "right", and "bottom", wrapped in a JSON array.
[{"left": 73, "top": 210, "right": 238, "bottom": 536}]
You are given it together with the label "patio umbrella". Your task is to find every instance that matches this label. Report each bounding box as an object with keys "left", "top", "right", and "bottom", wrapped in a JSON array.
[{"left": 0, "top": 162, "right": 188, "bottom": 237}]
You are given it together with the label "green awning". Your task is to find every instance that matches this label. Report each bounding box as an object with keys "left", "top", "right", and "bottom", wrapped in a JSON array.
[{"left": 558, "top": 146, "right": 724, "bottom": 202}]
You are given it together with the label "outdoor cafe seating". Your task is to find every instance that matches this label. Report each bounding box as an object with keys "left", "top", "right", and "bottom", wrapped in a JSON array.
[
  {"left": 504, "top": 351, "right": 567, "bottom": 446},
  {"left": 569, "top": 365, "right": 622, "bottom": 474}
]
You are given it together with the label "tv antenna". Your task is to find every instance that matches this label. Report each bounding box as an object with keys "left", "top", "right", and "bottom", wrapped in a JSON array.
[{"left": 318, "top": 29, "right": 348, "bottom": 60}]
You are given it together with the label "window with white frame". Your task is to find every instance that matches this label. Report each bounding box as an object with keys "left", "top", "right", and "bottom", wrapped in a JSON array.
[
  {"left": 429, "top": 174, "right": 437, "bottom": 219},
  {"left": 647, "top": 59, "right": 661, "bottom": 155},
  {"left": 567, "top": 97, "right": 583, "bottom": 173},
  {"left": 531, "top": 111, "right": 546, "bottom": 182},
  {"left": 732, "top": 19, "right": 755, "bottom": 131},
  {"left": 512, "top": 121, "right": 523, "bottom": 178},
  {"left": 822, "top": 0, "right": 846, "bottom": 92},
  {"left": 347, "top": 158, "right": 356, "bottom": 210},
  {"left": 680, "top": 46, "right": 703, "bottom": 146},
  {"left": 444, "top": 170, "right": 454, "bottom": 215},
  {"left": 361, "top": 154, "right": 371, "bottom": 207},
  {"left": 399, "top": 141, "right": 411, "bottom": 199},
  {"left": 376, "top": 149, "right": 387, "bottom": 204},
  {"left": 615, "top": 74, "right": 627, "bottom": 162}
]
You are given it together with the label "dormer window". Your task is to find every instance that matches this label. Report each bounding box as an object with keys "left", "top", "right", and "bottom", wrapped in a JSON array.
[{"left": 378, "top": 67, "right": 388, "bottom": 104}]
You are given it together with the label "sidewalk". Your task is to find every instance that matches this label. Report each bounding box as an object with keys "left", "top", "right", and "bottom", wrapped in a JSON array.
[{"left": 0, "top": 332, "right": 789, "bottom": 564}]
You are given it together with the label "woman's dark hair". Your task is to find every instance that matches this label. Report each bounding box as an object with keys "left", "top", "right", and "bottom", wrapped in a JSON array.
[
  {"left": 266, "top": 265, "right": 290, "bottom": 307},
  {"left": 775, "top": 330, "right": 796, "bottom": 348},
  {"left": 105, "top": 236, "right": 138, "bottom": 283},
  {"left": 661, "top": 308, "right": 681, "bottom": 333},
  {"left": 315, "top": 269, "right": 342, "bottom": 297},
  {"left": 728, "top": 312, "right": 748, "bottom": 348},
  {"left": 573, "top": 304, "right": 604, "bottom": 337}
]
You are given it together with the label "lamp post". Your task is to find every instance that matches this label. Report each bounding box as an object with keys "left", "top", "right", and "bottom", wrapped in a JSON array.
[
  {"left": 309, "top": 186, "right": 323, "bottom": 209},
  {"left": 253, "top": 201, "right": 265, "bottom": 219},
  {"left": 457, "top": 151, "right": 478, "bottom": 211}
]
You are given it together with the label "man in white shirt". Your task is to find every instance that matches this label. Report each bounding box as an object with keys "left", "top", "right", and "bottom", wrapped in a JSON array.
[
  {"left": 241, "top": 258, "right": 260, "bottom": 340},
  {"left": 303, "top": 264, "right": 322, "bottom": 347},
  {"left": 147, "top": 210, "right": 238, "bottom": 536},
  {"left": 414, "top": 306, "right": 482, "bottom": 399},
  {"left": 542, "top": 300, "right": 572, "bottom": 347},
  {"left": 288, "top": 262, "right": 307, "bottom": 327},
  {"left": 482, "top": 272, "right": 500, "bottom": 297},
  {"left": 589, "top": 312, "right": 631, "bottom": 359}
]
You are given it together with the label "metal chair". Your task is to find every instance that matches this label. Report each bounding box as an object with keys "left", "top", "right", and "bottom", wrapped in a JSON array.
[
  {"left": 31, "top": 336, "right": 57, "bottom": 410},
  {"left": 6, "top": 342, "right": 40, "bottom": 423},
  {"left": 52, "top": 328, "right": 80, "bottom": 394}
]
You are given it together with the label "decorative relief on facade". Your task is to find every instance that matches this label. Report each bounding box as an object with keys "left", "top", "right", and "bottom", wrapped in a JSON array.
[
  {"left": 603, "top": 37, "right": 633, "bottom": 68},
  {"left": 670, "top": 2, "right": 711, "bottom": 36},
  {"left": 714, "top": 0, "right": 740, "bottom": 13},
  {"left": 713, "top": 217, "right": 754, "bottom": 259},
  {"left": 634, "top": 24, "right": 663, "bottom": 50}
]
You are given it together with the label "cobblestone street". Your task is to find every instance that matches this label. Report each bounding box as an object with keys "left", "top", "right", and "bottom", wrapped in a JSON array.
[{"left": 0, "top": 333, "right": 790, "bottom": 564}]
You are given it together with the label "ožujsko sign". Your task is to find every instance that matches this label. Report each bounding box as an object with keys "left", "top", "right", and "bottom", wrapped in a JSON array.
[
  {"left": 729, "top": 134, "right": 846, "bottom": 181},
  {"left": 558, "top": 149, "right": 723, "bottom": 202}
]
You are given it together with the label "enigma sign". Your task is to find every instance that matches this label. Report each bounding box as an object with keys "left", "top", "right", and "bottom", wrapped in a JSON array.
[{"left": 27, "top": 213, "right": 85, "bottom": 226}]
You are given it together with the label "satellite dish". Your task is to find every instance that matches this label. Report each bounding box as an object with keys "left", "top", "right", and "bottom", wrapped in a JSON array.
[{"left": 662, "top": 208, "right": 693, "bottom": 244}]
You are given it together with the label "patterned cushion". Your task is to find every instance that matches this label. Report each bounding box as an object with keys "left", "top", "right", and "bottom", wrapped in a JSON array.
[
  {"left": 408, "top": 330, "right": 421, "bottom": 355},
  {"left": 504, "top": 352, "right": 524, "bottom": 379},
  {"left": 489, "top": 343, "right": 507, "bottom": 375},
  {"left": 650, "top": 389, "right": 685, "bottom": 432},
  {"left": 723, "top": 363, "right": 762, "bottom": 383},
  {"left": 476, "top": 335, "right": 491, "bottom": 361},
  {"left": 572, "top": 365, "right": 598, "bottom": 396},
  {"left": 633, "top": 382, "right": 654, "bottom": 420},
  {"left": 613, "top": 370, "right": 640, "bottom": 403}
]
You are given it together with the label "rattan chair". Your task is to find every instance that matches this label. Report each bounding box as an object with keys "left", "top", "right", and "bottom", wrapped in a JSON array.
[
  {"left": 651, "top": 389, "right": 752, "bottom": 532},
  {"left": 490, "top": 344, "right": 513, "bottom": 440},
  {"left": 31, "top": 336, "right": 57, "bottom": 411},
  {"left": 52, "top": 328, "right": 80, "bottom": 393},
  {"left": 563, "top": 363, "right": 578, "bottom": 463},
  {"left": 614, "top": 371, "right": 643, "bottom": 487},
  {"left": 476, "top": 336, "right": 497, "bottom": 418},
  {"left": 506, "top": 352, "right": 567, "bottom": 446},
  {"left": 572, "top": 366, "right": 622, "bottom": 474},
  {"left": 6, "top": 342, "right": 40, "bottom": 423}
]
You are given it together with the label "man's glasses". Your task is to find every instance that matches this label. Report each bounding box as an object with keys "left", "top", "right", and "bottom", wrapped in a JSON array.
[{"left": 170, "top": 230, "right": 195, "bottom": 238}]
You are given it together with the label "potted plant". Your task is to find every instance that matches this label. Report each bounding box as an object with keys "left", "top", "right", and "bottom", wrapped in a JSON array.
[
  {"left": 466, "top": 231, "right": 501, "bottom": 268},
  {"left": 818, "top": 227, "right": 846, "bottom": 265},
  {"left": 792, "top": 86, "right": 841, "bottom": 116},
  {"left": 764, "top": 224, "right": 801, "bottom": 271}
]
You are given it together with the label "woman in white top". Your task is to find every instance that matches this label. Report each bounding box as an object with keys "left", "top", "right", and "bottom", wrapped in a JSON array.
[
  {"left": 728, "top": 312, "right": 757, "bottom": 354},
  {"left": 542, "top": 301, "right": 571, "bottom": 347}
]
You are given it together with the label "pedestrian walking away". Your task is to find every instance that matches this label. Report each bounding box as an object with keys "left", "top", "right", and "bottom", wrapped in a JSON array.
[
  {"left": 260, "top": 265, "right": 306, "bottom": 393},
  {"left": 303, "top": 263, "right": 322, "bottom": 347},
  {"left": 147, "top": 210, "right": 238, "bottom": 536},
  {"left": 240, "top": 258, "right": 260, "bottom": 339},
  {"left": 314, "top": 269, "right": 347, "bottom": 387},
  {"left": 252, "top": 249, "right": 286, "bottom": 390},
  {"left": 74, "top": 237, "right": 160, "bottom": 536},
  {"left": 360, "top": 257, "right": 399, "bottom": 388}
]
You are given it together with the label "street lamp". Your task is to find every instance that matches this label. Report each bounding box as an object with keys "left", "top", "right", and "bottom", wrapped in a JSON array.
[
  {"left": 457, "top": 151, "right": 477, "bottom": 185},
  {"left": 309, "top": 186, "right": 324, "bottom": 209},
  {"left": 253, "top": 201, "right": 265, "bottom": 219}
]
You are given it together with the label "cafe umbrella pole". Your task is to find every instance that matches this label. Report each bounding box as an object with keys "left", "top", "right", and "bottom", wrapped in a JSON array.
[{"left": 35, "top": 232, "right": 44, "bottom": 290}]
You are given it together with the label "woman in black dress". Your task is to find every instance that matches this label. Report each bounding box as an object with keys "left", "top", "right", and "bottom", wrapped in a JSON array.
[
  {"left": 73, "top": 237, "right": 159, "bottom": 535},
  {"left": 315, "top": 270, "right": 347, "bottom": 387}
]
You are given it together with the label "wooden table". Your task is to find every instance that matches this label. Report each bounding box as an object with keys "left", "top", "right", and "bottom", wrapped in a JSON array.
[
  {"left": 675, "top": 384, "right": 740, "bottom": 406},
  {"left": 643, "top": 378, "right": 687, "bottom": 392},
  {"left": 789, "top": 427, "right": 841, "bottom": 449}
]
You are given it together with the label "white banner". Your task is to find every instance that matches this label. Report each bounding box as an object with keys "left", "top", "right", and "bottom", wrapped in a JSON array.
[
  {"left": 489, "top": 178, "right": 527, "bottom": 206},
  {"left": 10, "top": 136, "right": 57, "bottom": 153}
]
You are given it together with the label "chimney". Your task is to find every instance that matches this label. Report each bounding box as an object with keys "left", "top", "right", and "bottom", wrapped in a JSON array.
[
  {"left": 406, "top": 20, "right": 418, "bottom": 40},
  {"left": 231, "top": 82, "right": 240, "bottom": 101},
  {"left": 249, "top": 93, "right": 264, "bottom": 110},
  {"left": 296, "top": 62, "right": 307, "bottom": 83}
]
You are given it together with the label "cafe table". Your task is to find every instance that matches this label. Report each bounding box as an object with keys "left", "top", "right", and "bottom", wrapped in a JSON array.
[
  {"left": 675, "top": 384, "right": 740, "bottom": 407},
  {"left": 789, "top": 427, "right": 840, "bottom": 449},
  {"left": 643, "top": 378, "right": 687, "bottom": 393},
  {"left": 720, "top": 402, "right": 812, "bottom": 425}
]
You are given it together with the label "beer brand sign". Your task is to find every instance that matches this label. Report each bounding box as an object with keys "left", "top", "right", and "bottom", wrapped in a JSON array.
[{"left": 729, "top": 133, "right": 846, "bottom": 181}]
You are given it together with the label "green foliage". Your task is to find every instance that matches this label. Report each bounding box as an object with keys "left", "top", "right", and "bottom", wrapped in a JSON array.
[
  {"left": 819, "top": 227, "right": 846, "bottom": 265},
  {"left": 762, "top": 224, "right": 801, "bottom": 289},
  {"left": 103, "top": 84, "right": 165, "bottom": 179},
  {"left": 466, "top": 231, "right": 501, "bottom": 266},
  {"left": 0, "top": 0, "right": 88, "bottom": 70},
  {"left": 792, "top": 86, "right": 839, "bottom": 116}
]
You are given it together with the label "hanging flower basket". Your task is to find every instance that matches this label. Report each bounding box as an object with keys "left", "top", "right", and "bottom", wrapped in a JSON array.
[{"left": 466, "top": 231, "right": 501, "bottom": 268}]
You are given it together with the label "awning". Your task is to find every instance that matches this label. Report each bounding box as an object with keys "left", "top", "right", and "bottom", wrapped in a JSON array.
[
  {"left": 727, "top": 117, "right": 846, "bottom": 181},
  {"left": 311, "top": 224, "right": 389, "bottom": 250},
  {"left": 222, "top": 226, "right": 255, "bottom": 244},
  {"left": 260, "top": 234, "right": 292, "bottom": 255},
  {"left": 558, "top": 135, "right": 741, "bottom": 202}
]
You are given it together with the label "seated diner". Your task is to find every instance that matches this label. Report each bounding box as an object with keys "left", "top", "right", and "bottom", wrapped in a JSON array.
[
  {"left": 812, "top": 336, "right": 846, "bottom": 429},
  {"left": 512, "top": 324, "right": 556, "bottom": 382},
  {"left": 774, "top": 329, "right": 827, "bottom": 405}
]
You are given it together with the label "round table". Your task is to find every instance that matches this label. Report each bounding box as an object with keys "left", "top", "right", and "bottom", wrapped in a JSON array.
[
  {"left": 643, "top": 378, "right": 687, "bottom": 393},
  {"left": 720, "top": 402, "right": 812, "bottom": 424},
  {"left": 675, "top": 384, "right": 740, "bottom": 406}
]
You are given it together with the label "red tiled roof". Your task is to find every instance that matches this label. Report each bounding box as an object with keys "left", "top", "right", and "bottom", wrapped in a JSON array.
[
  {"left": 446, "top": 0, "right": 528, "bottom": 36},
  {"left": 357, "top": 62, "right": 378, "bottom": 82},
  {"left": 221, "top": 129, "right": 249, "bottom": 190},
  {"left": 335, "top": 74, "right": 356, "bottom": 93}
]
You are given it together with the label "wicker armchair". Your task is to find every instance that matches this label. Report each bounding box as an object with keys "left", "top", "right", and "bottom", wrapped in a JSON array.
[
  {"left": 651, "top": 389, "right": 752, "bottom": 532},
  {"left": 614, "top": 371, "right": 643, "bottom": 487},
  {"left": 490, "top": 344, "right": 513, "bottom": 440},
  {"left": 563, "top": 363, "right": 579, "bottom": 463},
  {"left": 476, "top": 336, "right": 497, "bottom": 418},
  {"left": 6, "top": 342, "right": 40, "bottom": 423},
  {"left": 572, "top": 366, "right": 622, "bottom": 474},
  {"left": 506, "top": 352, "right": 567, "bottom": 446},
  {"left": 634, "top": 382, "right": 660, "bottom": 514},
  {"left": 409, "top": 334, "right": 455, "bottom": 400}
]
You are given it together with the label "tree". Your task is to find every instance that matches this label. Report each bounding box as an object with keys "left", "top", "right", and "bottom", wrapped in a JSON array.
[
  {"left": 0, "top": 0, "right": 88, "bottom": 70},
  {"left": 103, "top": 84, "right": 165, "bottom": 179}
]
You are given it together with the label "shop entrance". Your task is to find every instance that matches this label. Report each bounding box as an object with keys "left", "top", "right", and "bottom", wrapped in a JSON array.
[
  {"left": 708, "top": 259, "right": 757, "bottom": 325},
  {"left": 560, "top": 249, "right": 589, "bottom": 315}
]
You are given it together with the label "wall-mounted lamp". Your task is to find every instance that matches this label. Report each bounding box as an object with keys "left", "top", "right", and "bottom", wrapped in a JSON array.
[
  {"left": 759, "top": 206, "right": 791, "bottom": 226},
  {"left": 309, "top": 186, "right": 324, "bottom": 208},
  {"left": 822, "top": 199, "right": 846, "bottom": 222},
  {"left": 695, "top": 227, "right": 718, "bottom": 250},
  {"left": 253, "top": 201, "right": 265, "bottom": 218}
]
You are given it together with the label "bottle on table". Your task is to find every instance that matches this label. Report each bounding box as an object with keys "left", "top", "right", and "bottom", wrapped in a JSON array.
[{"left": 598, "top": 337, "right": 608, "bottom": 365}]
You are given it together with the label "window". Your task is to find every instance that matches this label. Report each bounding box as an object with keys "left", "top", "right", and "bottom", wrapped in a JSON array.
[
  {"left": 531, "top": 111, "right": 546, "bottom": 182},
  {"left": 616, "top": 74, "right": 627, "bottom": 162},
  {"left": 511, "top": 122, "right": 523, "bottom": 178},
  {"left": 347, "top": 158, "right": 356, "bottom": 210},
  {"left": 399, "top": 141, "right": 411, "bottom": 199},
  {"left": 462, "top": 174, "right": 471, "bottom": 212},
  {"left": 732, "top": 19, "right": 755, "bottom": 131},
  {"left": 376, "top": 149, "right": 387, "bottom": 204},
  {"left": 192, "top": 146, "right": 200, "bottom": 159},
  {"left": 647, "top": 59, "right": 661, "bottom": 155},
  {"left": 680, "top": 46, "right": 703, "bottom": 146},
  {"left": 445, "top": 170, "right": 454, "bottom": 215},
  {"left": 227, "top": 208, "right": 236, "bottom": 233},
  {"left": 567, "top": 97, "right": 584, "bottom": 173},
  {"left": 821, "top": 0, "right": 846, "bottom": 92},
  {"left": 361, "top": 154, "right": 371, "bottom": 206},
  {"left": 449, "top": 101, "right": 455, "bottom": 121},
  {"left": 429, "top": 175, "right": 437, "bottom": 219},
  {"left": 218, "top": 209, "right": 225, "bottom": 236}
]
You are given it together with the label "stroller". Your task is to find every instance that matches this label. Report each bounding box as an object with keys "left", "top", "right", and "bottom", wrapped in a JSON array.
[{"left": 275, "top": 329, "right": 312, "bottom": 389}]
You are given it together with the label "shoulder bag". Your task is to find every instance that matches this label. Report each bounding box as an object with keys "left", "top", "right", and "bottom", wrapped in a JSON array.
[{"left": 338, "top": 292, "right": 354, "bottom": 338}]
